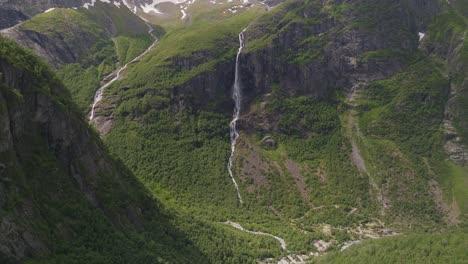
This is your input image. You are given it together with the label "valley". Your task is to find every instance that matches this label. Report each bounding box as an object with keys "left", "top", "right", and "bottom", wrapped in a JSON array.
[{"left": 0, "top": 0, "right": 467, "bottom": 263}]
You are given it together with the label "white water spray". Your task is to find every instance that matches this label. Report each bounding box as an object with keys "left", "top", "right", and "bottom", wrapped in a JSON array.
[
  {"left": 227, "top": 28, "right": 247, "bottom": 204},
  {"left": 89, "top": 21, "right": 158, "bottom": 121}
]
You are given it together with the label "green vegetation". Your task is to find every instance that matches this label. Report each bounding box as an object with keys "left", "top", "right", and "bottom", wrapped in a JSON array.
[
  {"left": 56, "top": 64, "right": 101, "bottom": 112},
  {"left": 245, "top": 0, "right": 415, "bottom": 65},
  {"left": 0, "top": 36, "right": 73, "bottom": 108},
  {"left": 114, "top": 34, "right": 153, "bottom": 64},
  {"left": 3, "top": 0, "right": 467, "bottom": 263},
  {"left": 0, "top": 35, "right": 208, "bottom": 264},
  {"left": 20, "top": 8, "right": 103, "bottom": 39},
  {"left": 106, "top": 7, "right": 262, "bottom": 103},
  {"left": 427, "top": 2, "right": 468, "bottom": 146},
  {"left": 99, "top": 1, "right": 467, "bottom": 262},
  {"left": 313, "top": 230, "right": 468, "bottom": 264},
  {"left": 19, "top": 5, "right": 155, "bottom": 111},
  {"left": 352, "top": 58, "right": 467, "bottom": 223}
]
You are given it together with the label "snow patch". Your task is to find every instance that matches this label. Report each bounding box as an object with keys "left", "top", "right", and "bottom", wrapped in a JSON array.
[
  {"left": 83, "top": 0, "right": 96, "bottom": 9},
  {"left": 143, "top": 0, "right": 188, "bottom": 5},
  {"left": 113, "top": 1, "right": 121, "bottom": 7},
  {"left": 121, "top": 0, "right": 133, "bottom": 10},
  {"left": 227, "top": 5, "right": 242, "bottom": 13},
  {"left": 83, "top": 0, "right": 112, "bottom": 9},
  {"left": 180, "top": 9, "right": 186, "bottom": 19},
  {"left": 141, "top": 2, "right": 164, "bottom": 14},
  {"left": 44, "top": 8, "right": 55, "bottom": 13}
]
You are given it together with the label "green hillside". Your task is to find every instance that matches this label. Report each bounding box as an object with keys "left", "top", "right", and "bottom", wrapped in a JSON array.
[{"left": 0, "top": 0, "right": 466, "bottom": 263}]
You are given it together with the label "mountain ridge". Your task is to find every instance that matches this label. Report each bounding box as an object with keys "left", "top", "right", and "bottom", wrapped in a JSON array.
[{"left": 0, "top": 0, "right": 466, "bottom": 263}]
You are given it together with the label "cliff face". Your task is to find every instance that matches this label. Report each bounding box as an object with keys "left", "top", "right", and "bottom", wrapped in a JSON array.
[
  {"left": 421, "top": 1, "right": 468, "bottom": 165},
  {"left": 1, "top": 25, "right": 110, "bottom": 69},
  {"left": 0, "top": 35, "right": 128, "bottom": 262},
  {"left": 238, "top": 0, "right": 440, "bottom": 107}
]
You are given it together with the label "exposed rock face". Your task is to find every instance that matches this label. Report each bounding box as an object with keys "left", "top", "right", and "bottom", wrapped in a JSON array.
[
  {"left": 239, "top": 0, "right": 440, "bottom": 109},
  {"left": 1, "top": 25, "right": 109, "bottom": 68},
  {"left": 169, "top": 59, "right": 235, "bottom": 114},
  {"left": 261, "top": 136, "right": 276, "bottom": 148},
  {"left": 420, "top": 4, "right": 468, "bottom": 165},
  {"left": 221, "top": 0, "right": 446, "bottom": 160}
]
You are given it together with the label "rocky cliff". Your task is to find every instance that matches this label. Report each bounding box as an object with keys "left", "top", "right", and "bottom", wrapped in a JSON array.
[
  {"left": 239, "top": 0, "right": 440, "bottom": 108},
  {"left": 421, "top": 0, "right": 468, "bottom": 165}
]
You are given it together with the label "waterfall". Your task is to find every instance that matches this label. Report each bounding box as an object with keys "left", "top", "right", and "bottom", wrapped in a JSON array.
[
  {"left": 227, "top": 28, "right": 247, "bottom": 204},
  {"left": 89, "top": 21, "right": 158, "bottom": 121}
]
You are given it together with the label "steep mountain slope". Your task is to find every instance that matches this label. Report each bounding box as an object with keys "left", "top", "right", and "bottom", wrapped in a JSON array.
[
  {"left": 1, "top": 2, "right": 155, "bottom": 113},
  {"left": 0, "top": 0, "right": 466, "bottom": 263},
  {"left": 94, "top": 0, "right": 466, "bottom": 261},
  {"left": 0, "top": 36, "right": 206, "bottom": 264}
]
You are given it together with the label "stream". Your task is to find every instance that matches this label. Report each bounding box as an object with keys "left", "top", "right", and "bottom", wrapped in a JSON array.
[
  {"left": 227, "top": 27, "right": 248, "bottom": 204},
  {"left": 89, "top": 20, "right": 158, "bottom": 121},
  {"left": 225, "top": 221, "right": 287, "bottom": 250}
]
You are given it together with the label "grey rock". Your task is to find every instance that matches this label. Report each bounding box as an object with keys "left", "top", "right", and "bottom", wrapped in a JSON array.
[{"left": 261, "top": 136, "right": 277, "bottom": 148}]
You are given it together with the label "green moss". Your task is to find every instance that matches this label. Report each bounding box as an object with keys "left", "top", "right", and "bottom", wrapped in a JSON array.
[{"left": 20, "top": 8, "right": 103, "bottom": 38}]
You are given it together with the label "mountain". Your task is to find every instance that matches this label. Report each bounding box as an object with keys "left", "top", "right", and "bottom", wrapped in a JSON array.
[
  {"left": 0, "top": 0, "right": 467, "bottom": 263},
  {"left": 0, "top": 1, "right": 159, "bottom": 115},
  {"left": 0, "top": 35, "right": 208, "bottom": 264},
  {"left": 0, "top": 0, "right": 87, "bottom": 29}
]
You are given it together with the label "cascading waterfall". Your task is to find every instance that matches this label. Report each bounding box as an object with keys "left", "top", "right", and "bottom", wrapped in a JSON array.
[
  {"left": 227, "top": 28, "right": 247, "bottom": 204},
  {"left": 89, "top": 21, "right": 158, "bottom": 121}
]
